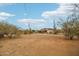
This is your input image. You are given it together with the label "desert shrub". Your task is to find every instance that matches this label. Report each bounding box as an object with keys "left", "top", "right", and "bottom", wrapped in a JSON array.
[
  {"left": 0, "top": 21, "right": 20, "bottom": 39},
  {"left": 62, "top": 19, "right": 79, "bottom": 40},
  {"left": 61, "top": 4, "right": 79, "bottom": 40},
  {"left": 24, "top": 29, "right": 33, "bottom": 34}
]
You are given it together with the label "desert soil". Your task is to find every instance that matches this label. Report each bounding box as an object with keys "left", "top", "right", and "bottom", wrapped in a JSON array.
[{"left": 0, "top": 34, "right": 79, "bottom": 56}]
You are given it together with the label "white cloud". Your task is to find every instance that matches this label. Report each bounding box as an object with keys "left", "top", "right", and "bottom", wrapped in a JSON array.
[
  {"left": 0, "top": 3, "right": 16, "bottom": 6},
  {"left": 0, "top": 12, "right": 15, "bottom": 17},
  {"left": 17, "top": 18, "right": 46, "bottom": 24},
  {"left": 0, "top": 12, "right": 15, "bottom": 21},
  {"left": 0, "top": 16, "right": 8, "bottom": 20},
  {"left": 42, "top": 3, "right": 79, "bottom": 18}
]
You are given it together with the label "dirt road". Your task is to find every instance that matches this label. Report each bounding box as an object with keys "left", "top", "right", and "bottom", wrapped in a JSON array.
[{"left": 0, "top": 34, "right": 79, "bottom": 56}]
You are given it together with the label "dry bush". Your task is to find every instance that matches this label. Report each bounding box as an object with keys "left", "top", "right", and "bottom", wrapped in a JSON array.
[
  {"left": 61, "top": 4, "right": 79, "bottom": 40},
  {"left": 0, "top": 21, "right": 20, "bottom": 39}
]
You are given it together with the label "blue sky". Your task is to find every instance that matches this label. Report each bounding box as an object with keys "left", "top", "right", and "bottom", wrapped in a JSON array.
[{"left": 0, "top": 3, "right": 61, "bottom": 30}]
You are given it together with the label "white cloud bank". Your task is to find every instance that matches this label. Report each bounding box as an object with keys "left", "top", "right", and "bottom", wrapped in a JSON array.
[
  {"left": 17, "top": 19, "right": 46, "bottom": 24},
  {"left": 0, "top": 3, "right": 16, "bottom": 7},
  {"left": 42, "top": 3, "right": 79, "bottom": 18},
  {"left": 0, "top": 12, "right": 15, "bottom": 17},
  {"left": 0, "top": 12, "right": 15, "bottom": 21}
]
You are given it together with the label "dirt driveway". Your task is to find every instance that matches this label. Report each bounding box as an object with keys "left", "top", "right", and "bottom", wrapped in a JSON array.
[{"left": 0, "top": 34, "right": 79, "bottom": 56}]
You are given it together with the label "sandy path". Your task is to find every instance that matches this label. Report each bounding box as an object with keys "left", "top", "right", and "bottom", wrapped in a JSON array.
[{"left": 0, "top": 34, "right": 79, "bottom": 56}]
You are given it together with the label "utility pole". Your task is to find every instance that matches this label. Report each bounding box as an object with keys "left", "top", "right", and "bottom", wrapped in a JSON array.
[
  {"left": 28, "top": 23, "right": 32, "bottom": 33},
  {"left": 53, "top": 19, "right": 57, "bottom": 34},
  {"left": 23, "top": 3, "right": 32, "bottom": 34}
]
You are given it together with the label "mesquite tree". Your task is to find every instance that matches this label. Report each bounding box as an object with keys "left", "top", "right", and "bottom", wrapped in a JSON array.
[
  {"left": 62, "top": 4, "right": 79, "bottom": 40},
  {"left": 0, "top": 21, "right": 19, "bottom": 34}
]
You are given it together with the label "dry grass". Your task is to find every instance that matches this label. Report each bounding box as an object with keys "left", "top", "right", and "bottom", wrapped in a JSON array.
[{"left": 0, "top": 34, "right": 79, "bottom": 56}]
